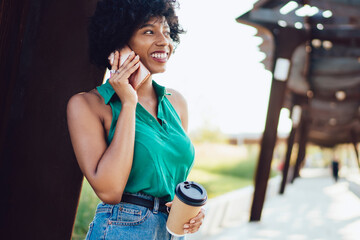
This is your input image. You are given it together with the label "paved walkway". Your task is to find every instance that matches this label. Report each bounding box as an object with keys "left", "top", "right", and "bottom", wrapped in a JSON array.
[{"left": 202, "top": 169, "right": 360, "bottom": 240}]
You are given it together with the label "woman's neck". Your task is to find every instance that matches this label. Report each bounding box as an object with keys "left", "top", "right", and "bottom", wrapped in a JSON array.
[{"left": 136, "top": 75, "right": 155, "bottom": 100}]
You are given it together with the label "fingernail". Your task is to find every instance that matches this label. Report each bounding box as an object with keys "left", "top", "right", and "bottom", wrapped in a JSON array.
[
  {"left": 184, "top": 224, "right": 189, "bottom": 229},
  {"left": 184, "top": 230, "right": 189, "bottom": 234},
  {"left": 190, "top": 220, "right": 195, "bottom": 224}
]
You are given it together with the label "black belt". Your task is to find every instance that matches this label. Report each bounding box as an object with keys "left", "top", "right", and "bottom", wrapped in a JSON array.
[{"left": 121, "top": 194, "right": 168, "bottom": 213}]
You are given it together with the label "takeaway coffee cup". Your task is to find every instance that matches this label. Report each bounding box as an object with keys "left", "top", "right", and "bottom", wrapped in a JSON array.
[{"left": 166, "top": 181, "right": 207, "bottom": 236}]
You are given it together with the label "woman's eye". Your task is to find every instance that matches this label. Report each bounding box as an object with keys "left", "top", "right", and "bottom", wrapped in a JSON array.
[
  {"left": 164, "top": 31, "right": 171, "bottom": 37},
  {"left": 144, "top": 30, "right": 153, "bottom": 34}
]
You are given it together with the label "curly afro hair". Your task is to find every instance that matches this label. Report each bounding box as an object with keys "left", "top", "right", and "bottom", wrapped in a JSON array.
[{"left": 88, "top": 0, "right": 184, "bottom": 69}]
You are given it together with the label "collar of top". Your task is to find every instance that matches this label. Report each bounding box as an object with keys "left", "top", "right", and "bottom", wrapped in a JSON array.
[{"left": 100, "top": 79, "right": 170, "bottom": 105}]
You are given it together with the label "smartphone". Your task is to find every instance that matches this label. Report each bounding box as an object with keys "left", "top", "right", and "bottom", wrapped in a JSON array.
[{"left": 108, "top": 45, "right": 150, "bottom": 90}]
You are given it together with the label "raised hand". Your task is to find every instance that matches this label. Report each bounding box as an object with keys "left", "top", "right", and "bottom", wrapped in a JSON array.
[{"left": 109, "top": 50, "right": 140, "bottom": 106}]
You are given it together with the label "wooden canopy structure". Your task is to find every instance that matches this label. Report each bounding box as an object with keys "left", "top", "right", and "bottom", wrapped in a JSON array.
[{"left": 237, "top": 0, "right": 360, "bottom": 221}]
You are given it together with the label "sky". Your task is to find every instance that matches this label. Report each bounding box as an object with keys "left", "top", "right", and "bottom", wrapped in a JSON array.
[{"left": 154, "top": 0, "right": 293, "bottom": 135}]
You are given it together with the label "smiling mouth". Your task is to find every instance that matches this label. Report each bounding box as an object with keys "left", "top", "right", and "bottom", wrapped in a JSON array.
[{"left": 150, "top": 52, "right": 169, "bottom": 62}]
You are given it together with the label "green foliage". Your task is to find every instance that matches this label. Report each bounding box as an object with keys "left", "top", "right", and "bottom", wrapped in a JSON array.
[
  {"left": 188, "top": 168, "right": 253, "bottom": 198},
  {"left": 200, "top": 157, "right": 257, "bottom": 179},
  {"left": 187, "top": 143, "right": 278, "bottom": 198},
  {"left": 72, "top": 179, "right": 100, "bottom": 240},
  {"left": 190, "top": 123, "right": 228, "bottom": 144}
]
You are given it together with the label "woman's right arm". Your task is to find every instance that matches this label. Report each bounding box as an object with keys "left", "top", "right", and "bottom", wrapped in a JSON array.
[{"left": 67, "top": 51, "right": 140, "bottom": 204}]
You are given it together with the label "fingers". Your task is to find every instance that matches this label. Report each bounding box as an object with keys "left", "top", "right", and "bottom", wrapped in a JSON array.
[
  {"left": 110, "top": 50, "right": 136, "bottom": 72},
  {"left": 183, "top": 208, "right": 205, "bottom": 234},
  {"left": 107, "top": 50, "right": 140, "bottom": 105},
  {"left": 110, "top": 51, "right": 140, "bottom": 80},
  {"left": 118, "top": 52, "right": 139, "bottom": 74},
  {"left": 120, "top": 51, "right": 136, "bottom": 67},
  {"left": 119, "top": 55, "right": 139, "bottom": 79},
  {"left": 111, "top": 51, "right": 119, "bottom": 71}
]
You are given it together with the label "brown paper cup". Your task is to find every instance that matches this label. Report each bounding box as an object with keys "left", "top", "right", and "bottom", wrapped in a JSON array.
[{"left": 166, "top": 195, "right": 202, "bottom": 236}]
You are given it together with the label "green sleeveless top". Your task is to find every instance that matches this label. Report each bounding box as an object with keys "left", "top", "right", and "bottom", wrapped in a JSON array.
[{"left": 97, "top": 80, "right": 195, "bottom": 201}]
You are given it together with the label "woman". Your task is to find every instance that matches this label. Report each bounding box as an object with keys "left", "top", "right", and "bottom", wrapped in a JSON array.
[{"left": 67, "top": 0, "right": 204, "bottom": 239}]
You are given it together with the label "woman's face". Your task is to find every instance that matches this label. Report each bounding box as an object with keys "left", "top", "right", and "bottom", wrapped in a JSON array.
[{"left": 128, "top": 16, "right": 174, "bottom": 74}]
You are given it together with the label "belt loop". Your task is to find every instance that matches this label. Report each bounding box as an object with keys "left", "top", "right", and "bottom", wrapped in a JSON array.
[
  {"left": 109, "top": 204, "right": 116, "bottom": 220},
  {"left": 153, "top": 197, "right": 159, "bottom": 214}
]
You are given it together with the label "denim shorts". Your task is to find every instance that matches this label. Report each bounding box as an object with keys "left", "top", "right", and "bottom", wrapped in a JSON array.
[{"left": 85, "top": 192, "right": 185, "bottom": 240}]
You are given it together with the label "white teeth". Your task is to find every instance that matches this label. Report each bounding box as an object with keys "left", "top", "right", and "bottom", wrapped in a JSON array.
[{"left": 151, "top": 53, "right": 167, "bottom": 59}]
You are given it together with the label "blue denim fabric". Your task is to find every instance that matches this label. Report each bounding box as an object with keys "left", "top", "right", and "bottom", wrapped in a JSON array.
[{"left": 85, "top": 192, "right": 185, "bottom": 240}]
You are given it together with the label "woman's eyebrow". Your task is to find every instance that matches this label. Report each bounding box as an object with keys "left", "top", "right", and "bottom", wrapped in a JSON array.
[
  {"left": 139, "top": 22, "right": 169, "bottom": 30},
  {"left": 139, "top": 23, "right": 154, "bottom": 29}
]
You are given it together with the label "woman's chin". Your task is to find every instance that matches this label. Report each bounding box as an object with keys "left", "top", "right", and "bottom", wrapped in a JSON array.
[{"left": 150, "top": 68, "right": 167, "bottom": 75}]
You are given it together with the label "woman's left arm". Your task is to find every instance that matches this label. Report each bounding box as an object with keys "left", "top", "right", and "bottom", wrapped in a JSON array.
[{"left": 166, "top": 89, "right": 206, "bottom": 234}]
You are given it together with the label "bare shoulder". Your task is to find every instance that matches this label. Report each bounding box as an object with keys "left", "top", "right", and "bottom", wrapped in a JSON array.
[
  {"left": 67, "top": 89, "right": 105, "bottom": 118},
  {"left": 166, "top": 88, "right": 188, "bottom": 110},
  {"left": 166, "top": 88, "right": 189, "bottom": 131}
]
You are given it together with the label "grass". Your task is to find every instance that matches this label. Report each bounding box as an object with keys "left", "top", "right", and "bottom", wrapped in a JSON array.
[
  {"left": 72, "top": 142, "right": 274, "bottom": 239},
  {"left": 72, "top": 179, "right": 100, "bottom": 240},
  {"left": 188, "top": 168, "right": 253, "bottom": 198},
  {"left": 188, "top": 143, "right": 269, "bottom": 198}
]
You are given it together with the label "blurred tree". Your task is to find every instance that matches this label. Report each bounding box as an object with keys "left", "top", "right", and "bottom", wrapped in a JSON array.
[{"left": 190, "top": 121, "right": 228, "bottom": 143}]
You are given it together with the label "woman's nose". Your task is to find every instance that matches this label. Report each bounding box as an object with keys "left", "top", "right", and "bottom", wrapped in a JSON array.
[{"left": 155, "top": 33, "right": 170, "bottom": 46}]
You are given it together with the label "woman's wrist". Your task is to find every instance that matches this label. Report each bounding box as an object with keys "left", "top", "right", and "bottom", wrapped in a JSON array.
[{"left": 121, "top": 100, "right": 137, "bottom": 110}]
